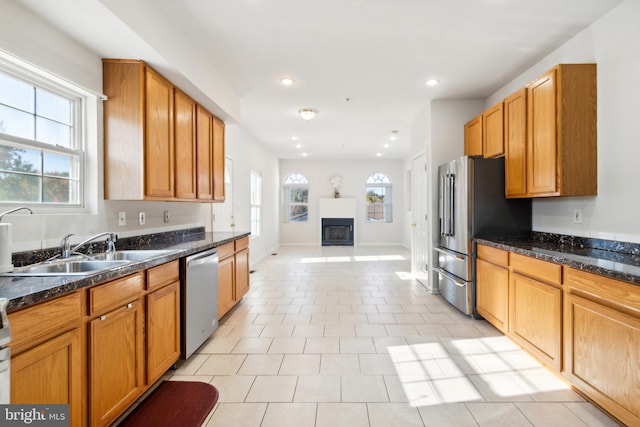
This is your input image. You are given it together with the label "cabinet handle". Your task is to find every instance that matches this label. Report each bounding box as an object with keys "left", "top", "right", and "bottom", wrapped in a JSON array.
[
  {"left": 100, "top": 315, "right": 106, "bottom": 321},
  {"left": 127, "top": 303, "right": 133, "bottom": 309}
]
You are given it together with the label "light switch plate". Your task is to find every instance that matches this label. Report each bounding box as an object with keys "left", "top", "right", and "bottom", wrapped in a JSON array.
[
  {"left": 118, "top": 212, "right": 126, "bottom": 226},
  {"left": 139, "top": 211, "right": 146, "bottom": 225}
]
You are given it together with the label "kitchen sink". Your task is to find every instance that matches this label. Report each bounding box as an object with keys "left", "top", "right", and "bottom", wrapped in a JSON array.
[
  {"left": 5, "top": 260, "right": 131, "bottom": 276},
  {"left": 1, "top": 249, "right": 175, "bottom": 277},
  {"left": 91, "top": 250, "right": 174, "bottom": 261}
]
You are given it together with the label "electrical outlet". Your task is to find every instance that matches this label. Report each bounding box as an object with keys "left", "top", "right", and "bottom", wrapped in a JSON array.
[
  {"left": 118, "top": 211, "right": 126, "bottom": 226},
  {"left": 139, "top": 211, "right": 146, "bottom": 225},
  {"left": 573, "top": 209, "right": 582, "bottom": 224},
  {"left": 163, "top": 210, "right": 170, "bottom": 223}
]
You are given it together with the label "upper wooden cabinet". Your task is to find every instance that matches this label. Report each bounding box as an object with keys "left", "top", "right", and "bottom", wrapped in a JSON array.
[
  {"left": 507, "top": 63, "right": 597, "bottom": 198},
  {"left": 174, "top": 89, "right": 197, "bottom": 200},
  {"left": 482, "top": 102, "right": 504, "bottom": 158},
  {"left": 504, "top": 88, "right": 528, "bottom": 197},
  {"left": 213, "top": 116, "right": 226, "bottom": 202},
  {"left": 464, "top": 102, "right": 504, "bottom": 159},
  {"left": 464, "top": 114, "right": 483, "bottom": 156},
  {"left": 103, "top": 59, "right": 225, "bottom": 202}
]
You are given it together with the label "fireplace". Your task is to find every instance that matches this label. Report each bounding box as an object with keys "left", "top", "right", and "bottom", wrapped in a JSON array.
[{"left": 322, "top": 218, "right": 354, "bottom": 246}]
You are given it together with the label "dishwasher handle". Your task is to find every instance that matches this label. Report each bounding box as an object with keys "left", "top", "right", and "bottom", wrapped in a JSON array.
[{"left": 186, "top": 248, "right": 218, "bottom": 268}]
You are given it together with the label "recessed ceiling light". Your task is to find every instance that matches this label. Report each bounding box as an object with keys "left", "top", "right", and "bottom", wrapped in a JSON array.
[
  {"left": 298, "top": 108, "right": 317, "bottom": 120},
  {"left": 291, "top": 135, "right": 298, "bottom": 141},
  {"left": 426, "top": 79, "right": 440, "bottom": 87},
  {"left": 295, "top": 144, "right": 302, "bottom": 149},
  {"left": 302, "top": 152, "right": 308, "bottom": 157},
  {"left": 376, "top": 152, "right": 383, "bottom": 157},
  {"left": 384, "top": 143, "right": 389, "bottom": 148},
  {"left": 279, "top": 77, "right": 294, "bottom": 86},
  {"left": 390, "top": 135, "right": 397, "bottom": 141}
]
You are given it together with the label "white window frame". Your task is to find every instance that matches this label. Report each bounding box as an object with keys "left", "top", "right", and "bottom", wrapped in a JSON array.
[
  {"left": 282, "top": 172, "right": 309, "bottom": 223},
  {"left": 250, "top": 169, "right": 262, "bottom": 237},
  {"left": 365, "top": 172, "right": 393, "bottom": 223},
  {"left": 0, "top": 51, "right": 99, "bottom": 214}
]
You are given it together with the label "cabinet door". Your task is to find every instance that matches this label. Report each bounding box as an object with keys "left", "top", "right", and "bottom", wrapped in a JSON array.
[
  {"left": 464, "top": 115, "right": 483, "bottom": 157},
  {"left": 476, "top": 258, "right": 508, "bottom": 333},
  {"left": 235, "top": 247, "right": 250, "bottom": 301},
  {"left": 90, "top": 300, "right": 144, "bottom": 427},
  {"left": 212, "top": 116, "right": 226, "bottom": 202},
  {"left": 174, "top": 89, "right": 197, "bottom": 199},
  {"left": 11, "top": 329, "right": 82, "bottom": 427},
  {"left": 565, "top": 294, "right": 640, "bottom": 426},
  {"left": 218, "top": 255, "right": 235, "bottom": 319},
  {"left": 509, "top": 272, "right": 562, "bottom": 370},
  {"left": 482, "top": 102, "right": 504, "bottom": 158},
  {"left": 146, "top": 281, "right": 180, "bottom": 384},
  {"left": 196, "top": 105, "right": 214, "bottom": 200},
  {"left": 504, "top": 88, "right": 528, "bottom": 197},
  {"left": 145, "top": 67, "right": 175, "bottom": 198},
  {"left": 527, "top": 68, "right": 558, "bottom": 195}
]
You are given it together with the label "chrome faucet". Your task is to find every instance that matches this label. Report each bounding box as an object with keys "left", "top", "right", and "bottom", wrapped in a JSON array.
[{"left": 60, "top": 232, "right": 118, "bottom": 258}]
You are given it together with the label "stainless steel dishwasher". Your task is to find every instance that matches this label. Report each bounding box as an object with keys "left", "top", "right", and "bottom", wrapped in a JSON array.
[{"left": 181, "top": 248, "right": 219, "bottom": 359}]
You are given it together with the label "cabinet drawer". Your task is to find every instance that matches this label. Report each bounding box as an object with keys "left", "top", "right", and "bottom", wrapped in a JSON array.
[
  {"left": 565, "top": 267, "right": 640, "bottom": 315},
  {"left": 146, "top": 260, "right": 179, "bottom": 291},
  {"left": 477, "top": 244, "right": 508, "bottom": 266},
  {"left": 89, "top": 272, "right": 145, "bottom": 316},
  {"left": 235, "top": 236, "right": 249, "bottom": 251},
  {"left": 217, "top": 242, "right": 234, "bottom": 259},
  {"left": 510, "top": 253, "right": 562, "bottom": 285},
  {"left": 9, "top": 292, "right": 81, "bottom": 352}
]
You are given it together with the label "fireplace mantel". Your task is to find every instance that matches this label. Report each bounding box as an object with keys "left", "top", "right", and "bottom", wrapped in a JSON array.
[{"left": 319, "top": 198, "right": 356, "bottom": 219}]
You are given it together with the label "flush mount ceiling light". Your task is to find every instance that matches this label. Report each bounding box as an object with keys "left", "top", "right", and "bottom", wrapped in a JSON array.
[
  {"left": 426, "top": 79, "right": 440, "bottom": 87},
  {"left": 298, "top": 108, "right": 317, "bottom": 120},
  {"left": 390, "top": 130, "right": 399, "bottom": 141},
  {"left": 279, "top": 76, "right": 294, "bottom": 86}
]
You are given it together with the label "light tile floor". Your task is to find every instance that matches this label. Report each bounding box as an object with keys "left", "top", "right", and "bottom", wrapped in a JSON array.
[{"left": 170, "top": 245, "right": 622, "bottom": 427}]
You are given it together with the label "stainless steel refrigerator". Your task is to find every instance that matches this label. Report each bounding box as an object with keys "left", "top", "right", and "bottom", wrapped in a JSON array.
[{"left": 435, "top": 156, "right": 531, "bottom": 317}]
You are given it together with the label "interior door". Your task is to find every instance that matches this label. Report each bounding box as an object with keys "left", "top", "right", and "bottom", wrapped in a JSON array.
[
  {"left": 212, "top": 158, "right": 235, "bottom": 230},
  {"left": 412, "top": 153, "right": 428, "bottom": 285}
]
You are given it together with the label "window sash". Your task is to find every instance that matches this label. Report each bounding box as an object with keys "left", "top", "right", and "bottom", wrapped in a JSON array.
[{"left": 0, "top": 62, "right": 84, "bottom": 207}]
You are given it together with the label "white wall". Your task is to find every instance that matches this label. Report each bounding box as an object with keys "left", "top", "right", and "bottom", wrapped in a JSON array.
[
  {"left": 279, "top": 159, "right": 406, "bottom": 246},
  {"left": 221, "top": 124, "right": 280, "bottom": 264},
  {"left": 485, "top": 0, "right": 640, "bottom": 243},
  {"left": 0, "top": 2, "right": 280, "bottom": 266}
]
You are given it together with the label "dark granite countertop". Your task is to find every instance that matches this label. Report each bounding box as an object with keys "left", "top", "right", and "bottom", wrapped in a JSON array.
[
  {"left": 476, "top": 233, "right": 640, "bottom": 286},
  {"left": 0, "top": 229, "right": 250, "bottom": 312}
]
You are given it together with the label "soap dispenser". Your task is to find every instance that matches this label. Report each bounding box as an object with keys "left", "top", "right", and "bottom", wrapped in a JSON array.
[{"left": 0, "top": 206, "right": 33, "bottom": 273}]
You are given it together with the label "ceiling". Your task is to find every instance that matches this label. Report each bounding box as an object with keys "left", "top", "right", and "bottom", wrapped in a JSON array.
[{"left": 18, "top": 0, "right": 623, "bottom": 159}]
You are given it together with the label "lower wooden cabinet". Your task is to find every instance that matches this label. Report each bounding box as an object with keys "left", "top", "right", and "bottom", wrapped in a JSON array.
[
  {"left": 89, "top": 298, "right": 145, "bottom": 427},
  {"left": 218, "top": 244, "right": 236, "bottom": 319},
  {"left": 9, "top": 292, "right": 83, "bottom": 427},
  {"left": 509, "top": 253, "right": 563, "bottom": 371},
  {"left": 146, "top": 281, "right": 180, "bottom": 384},
  {"left": 11, "top": 328, "right": 82, "bottom": 426},
  {"left": 564, "top": 268, "right": 640, "bottom": 426},
  {"left": 218, "top": 237, "right": 250, "bottom": 319},
  {"left": 476, "top": 245, "right": 509, "bottom": 332}
]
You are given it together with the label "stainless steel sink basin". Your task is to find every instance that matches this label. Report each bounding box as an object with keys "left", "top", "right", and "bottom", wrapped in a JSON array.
[
  {"left": 91, "top": 250, "right": 174, "bottom": 261},
  {"left": 1, "top": 249, "right": 175, "bottom": 277},
  {"left": 5, "top": 260, "right": 130, "bottom": 276}
]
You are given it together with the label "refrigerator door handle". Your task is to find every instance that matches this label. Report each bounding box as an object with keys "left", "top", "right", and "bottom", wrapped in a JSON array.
[
  {"left": 439, "top": 174, "right": 445, "bottom": 236},
  {"left": 447, "top": 174, "right": 455, "bottom": 236},
  {"left": 434, "top": 267, "right": 466, "bottom": 287}
]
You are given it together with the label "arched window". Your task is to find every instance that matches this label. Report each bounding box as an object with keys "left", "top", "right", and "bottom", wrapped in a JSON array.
[
  {"left": 283, "top": 172, "right": 309, "bottom": 222},
  {"left": 365, "top": 172, "right": 392, "bottom": 222}
]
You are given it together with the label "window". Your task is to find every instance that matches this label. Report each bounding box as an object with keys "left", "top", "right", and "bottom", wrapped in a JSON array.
[
  {"left": 282, "top": 172, "right": 308, "bottom": 222},
  {"left": 365, "top": 172, "right": 392, "bottom": 222},
  {"left": 0, "top": 63, "right": 84, "bottom": 206},
  {"left": 250, "top": 170, "right": 262, "bottom": 237}
]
